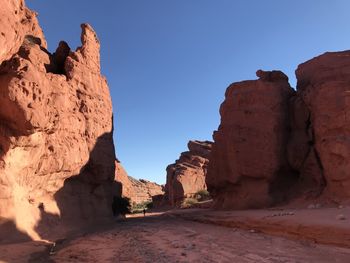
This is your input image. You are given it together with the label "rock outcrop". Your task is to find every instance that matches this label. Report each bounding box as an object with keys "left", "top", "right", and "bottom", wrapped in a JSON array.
[
  {"left": 165, "top": 140, "right": 212, "bottom": 206},
  {"left": 206, "top": 71, "right": 296, "bottom": 209},
  {"left": 208, "top": 52, "right": 350, "bottom": 209},
  {"left": 295, "top": 51, "right": 350, "bottom": 201},
  {"left": 0, "top": 1, "right": 115, "bottom": 242},
  {"left": 115, "top": 160, "right": 164, "bottom": 204},
  {"left": 0, "top": 0, "right": 47, "bottom": 65}
]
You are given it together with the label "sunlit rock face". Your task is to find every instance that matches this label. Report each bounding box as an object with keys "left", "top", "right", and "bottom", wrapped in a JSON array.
[
  {"left": 0, "top": 1, "right": 115, "bottom": 242},
  {"left": 165, "top": 140, "right": 212, "bottom": 206},
  {"left": 208, "top": 54, "right": 350, "bottom": 208},
  {"left": 206, "top": 71, "right": 296, "bottom": 209},
  {"left": 0, "top": 0, "right": 47, "bottom": 65},
  {"left": 114, "top": 160, "right": 164, "bottom": 204}
]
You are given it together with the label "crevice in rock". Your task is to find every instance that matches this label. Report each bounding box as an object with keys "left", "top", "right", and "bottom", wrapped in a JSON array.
[
  {"left": 312, "top": 147, "right": 327, "bottom": 188},
  {"left": 289, "top": 93, "right": 326, "bottom": 200},
  {"left": 18, "top": 35, "right": 71, "bottom": 77},
  {"left": 43, "top": 41, "right": 70, "bottom": 76}
]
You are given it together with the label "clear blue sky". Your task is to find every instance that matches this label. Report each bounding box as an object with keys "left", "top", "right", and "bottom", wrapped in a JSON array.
[{"left": 27, "top": 0, "right": 350, "bottom": 184}]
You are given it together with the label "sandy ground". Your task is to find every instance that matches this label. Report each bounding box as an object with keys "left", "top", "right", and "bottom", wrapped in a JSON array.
[
  {"left": 172, "top": 206, "right": 350, "bottom": 248},
  {"left": 2, "top": 211, "right": 350, "bottom": 263},
  {"left": 0, "top": 212, "right": 350, "bottom": 263}
]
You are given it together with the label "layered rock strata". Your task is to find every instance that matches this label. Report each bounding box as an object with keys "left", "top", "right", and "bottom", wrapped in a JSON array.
[
  {"left": 0, "top": 1, "right": 115, "bottom": 241},
  {"left": 115, "top": 160, "right": 164, "bottom": 204},
  {"left": 166, "top": 140, "right": 212, "bottom": 206}
]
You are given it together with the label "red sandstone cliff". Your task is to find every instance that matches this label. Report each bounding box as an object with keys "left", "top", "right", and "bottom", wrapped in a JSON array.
[
  {"left": 207, "top": 54, "right": 350, "bottom": 209},
  {"left": 206, "top": 71, "right": 295, "bottom": 209},
  {"left": 115, "top": 160, "right": 164, "bottom": 204},
  {"left": 165, "top": 140, "right": 212, "bottom": 206},
  {"left": 0, "top": 0, "right": 116, "bottom": 242},
  {"left": 295, "top": 51, "right": 350, "bottom": 201}
]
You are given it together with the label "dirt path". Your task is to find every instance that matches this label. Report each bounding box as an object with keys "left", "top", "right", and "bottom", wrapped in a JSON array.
[{"left": 33, "top": 213, "right": 350, "bottom": 263}]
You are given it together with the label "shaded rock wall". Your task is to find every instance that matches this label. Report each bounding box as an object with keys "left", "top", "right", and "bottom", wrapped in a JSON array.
[
  {"left": 165, "top": 140, "right": 212, "bottom": 206},
  {"left": 208, "top": 52, "right": 350, "bottom": 209},
  {"left": 0, "top": 1, "right": 115, "bottom": 241},
  {"left": 115, "top": 160, "right": 164, "bottom": 204},
  {"left": 296, "top": 51, "right": 350, "bottom": 201}
]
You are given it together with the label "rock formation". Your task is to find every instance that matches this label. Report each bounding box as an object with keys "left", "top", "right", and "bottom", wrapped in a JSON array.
[
  {"left": 0, "top": 0, "right": 47, "bottom": 65},
  {"left": 165, "top": 140, "right": 212, "bottom": 206},
  {"left": 206, "top": 71, "right": 295, "bottom": 209},
  {"left": 208, "top": 52, "right": 350, "bottom": 209},
  {"left": 0, "top": 0, "right": 115, "bottom": 242},
  {"left": 115, "top": 160, "right": 164, "bottom": 204},
  {"left": 295, "top": 51, "right": 350, "bottom": 201}
]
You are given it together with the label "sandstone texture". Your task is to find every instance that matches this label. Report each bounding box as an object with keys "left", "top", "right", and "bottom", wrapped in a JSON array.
[
  {"left": 208, "top": 52, "right": 350, "bottom": 209},
  {"left": 207, "top": 71, "right": 295, "bottom": 209},
  {"left": 165, "top": 140, "right": 212, "bottom": 206},
  {"left": 115, "top": 160, "right": 164, "bottom": 204},
  {"left": 0, "top": 1, "right": 115, "bottom": 242},
  {"left": 295, "top": 51, "right": 350, "bottom": 200},
  {"left": 0, "top": 0, "right": 46, "bottom": 65}
]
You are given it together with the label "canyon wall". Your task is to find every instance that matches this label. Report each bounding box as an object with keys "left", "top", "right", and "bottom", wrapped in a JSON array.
[
  {"left": 115, "top": 160, "right": 164, "bottom": 204},
  {"left": 207, "top": 52, "right": 350, "bottom": 209},
  {"left": 165, "top": 140, "right": 212, "bottom": 206},
  {"left": 0, "top": 0, "right": 116, "bottom": 242},
  {"left": 206, "top": 71, "right": 296, "bottom": 209},
  {"left": 295, "top": 51, "right": 350, "bottom": 201}
]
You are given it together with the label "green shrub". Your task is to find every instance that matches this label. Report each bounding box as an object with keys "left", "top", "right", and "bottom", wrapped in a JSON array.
[
  {"left": 131, "top": 200, "right": 153, "bottom": 214},
  {"left": 194, "top": 189, "right": 211, "bottom": 201}
]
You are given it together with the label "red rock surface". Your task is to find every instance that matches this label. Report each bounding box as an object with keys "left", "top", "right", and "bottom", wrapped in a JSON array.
[
  {"left": 296, "top": 51, "right": 350, "bottom": 201},
  {"left": 0, "top": 0, "right": 46, "bottom": 65},
  {"left": 165, "top": 140, "right": 212, "bottom": 206},
  {"left": 206, "top": 70, "right": 295, "bottom": 209},
  {"left": 115, "top": 160, "right": 164, "bottom": 204},
  {"left": 0, "top": 2, "right": 115, "bottom": 242},
  {"left": 208, "top": 53, "right": 350, "bottom": 209}
]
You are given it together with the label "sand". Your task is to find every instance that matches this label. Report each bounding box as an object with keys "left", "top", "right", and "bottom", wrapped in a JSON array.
[{"left": 1, "top": 209, "right": 350, "bottom": 262}]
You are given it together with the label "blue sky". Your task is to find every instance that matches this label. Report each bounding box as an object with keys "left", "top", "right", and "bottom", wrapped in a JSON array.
[{"left": 27, "top": 0, "right": 350, "bottom": 184}]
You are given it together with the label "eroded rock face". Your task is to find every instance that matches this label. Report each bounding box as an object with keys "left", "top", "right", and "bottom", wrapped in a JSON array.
[
  {"left": 115, "top": 160, "right": 164, "bottom": 204},
  {"left": 0, "top": 3, "right": 115, "bottom": 241},
  {"left": 0, "top": 0, "right": 46, "bottom": 65},
  {"left": 165, "top": 140, "right": 212, "bottom": 206},
  {"left": 286, "top": 95, "right": 325, "bottom": 199},
  {"left": 207, "top": 53, "right": 350, "bottom": 208},
  {"left": 296, "top": 51, "right": 350, "bottom": 201},
  {"left": 206, "top": 71, "right": 295, "bottom": 209}
]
